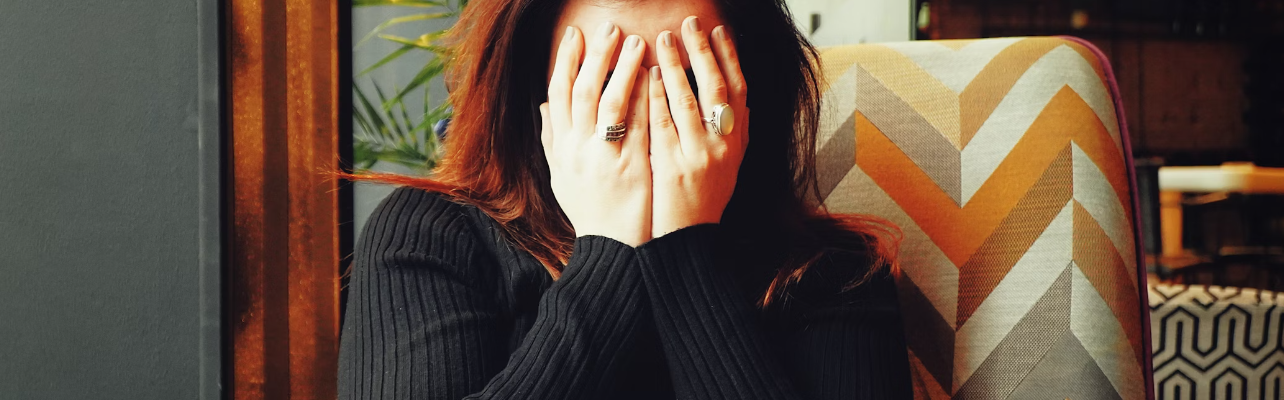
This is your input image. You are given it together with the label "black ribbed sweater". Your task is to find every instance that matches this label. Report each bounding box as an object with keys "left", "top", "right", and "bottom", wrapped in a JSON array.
[{"left": 338, "top": 186, "right": 912, "bottom": 399}]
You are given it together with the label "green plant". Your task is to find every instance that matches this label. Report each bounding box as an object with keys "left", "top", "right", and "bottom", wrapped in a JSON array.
[
  {"left": 352, "top": 79, "right": 450, "bottom": 173},
  {"left": 351, "top": 0, "right": 466, "bottom": 173}
]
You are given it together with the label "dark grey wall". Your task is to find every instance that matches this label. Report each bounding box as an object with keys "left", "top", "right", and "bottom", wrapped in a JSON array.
[{"left": 0, "top": 0, "right": 221, "bottom": 399}]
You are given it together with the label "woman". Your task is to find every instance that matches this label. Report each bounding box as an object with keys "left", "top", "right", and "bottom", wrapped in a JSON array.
[{"left": 338, "top": 0, "right": 912, "bottom": 398}]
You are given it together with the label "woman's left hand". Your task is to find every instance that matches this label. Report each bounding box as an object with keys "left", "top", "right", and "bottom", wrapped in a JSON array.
[{"left": 648, "top": 16, "right": 750, "bottom": 238}]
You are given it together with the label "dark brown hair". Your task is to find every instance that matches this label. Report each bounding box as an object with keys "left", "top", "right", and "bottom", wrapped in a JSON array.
[{"left": 341, "top": 0, "right": 900, "bottom": 307}]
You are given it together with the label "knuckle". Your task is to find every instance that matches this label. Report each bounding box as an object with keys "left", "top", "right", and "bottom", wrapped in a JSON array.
[
  {"left": 649, "top": 85, "right": 667, "bottom": 99},
  {"left": 676, "top": 93, "right": 700, "bottom": 111},
  {"left": 653, "top": 115, "right": 675, "bottom": 130},
  {"left": 572, "top": 85, "right": 598, "bottom": 103},
  {"left": 628, "top": 114, "right": 647, "bottom": 131},
  {"left": 706, "top": 80, "right": 728, "bottom": 100},
  {"left": 547, "top": 90, "right": 568, "bottom": 104},
  {"left": 599, "top": 98, "right": 625, "bottom": 118},
  {"left": 727, "top": 78, "right": 747, "bottom": 98},
  {"left": 711, "top": 142, "right": 730, "bottom": 158},
  {"left": 585, "top": 44, "right": 609, "bottom": 59},
  {"left": 693, "top": 38, "right": 713, "bottom": 54},
  {"left": 548, "top": 80, "right": 569, "bottom": 95},
  {"left": 691, "top": 154, "right": 711, "bottom": 169}
]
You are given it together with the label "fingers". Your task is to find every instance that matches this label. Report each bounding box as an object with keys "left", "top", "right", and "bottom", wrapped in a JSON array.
[
  {"left": 648, "top": 66, "right": 680, "bottom": 158},
  {"left": 570, "top": 21, "right": 620, "bottom": 134},
  {"left": 622, "top": 69, "right": 649, "bottom": 158},
  {"left": 539, "top": 102, "right": 554, "bottom": 164},
  {"left": 597, "top": 34, "right": 647, "bottom": 145},
  {"left": 680, "top": 16, "right": 729, "bottom": 112},
  {"left": 547, "top": 26, "right": 582, "bottom": 134},
  {"left": 710, "top": 25, "right": 747, "bottom": 138},
  {"left": 654, "top": 30, "right": 704, "bottom": 154}
]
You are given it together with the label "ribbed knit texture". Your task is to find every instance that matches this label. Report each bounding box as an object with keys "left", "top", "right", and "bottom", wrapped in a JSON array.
[
  {"left": 338, "top": 187, "right": 912, "bottom": 399},
  {"left": 636, "top": 223, "right": 913, "bottom": 399}
]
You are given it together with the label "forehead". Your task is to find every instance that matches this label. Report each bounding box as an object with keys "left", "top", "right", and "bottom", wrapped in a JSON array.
[{"left": 552, "top": 0, "right": 725, "bottom": 68}]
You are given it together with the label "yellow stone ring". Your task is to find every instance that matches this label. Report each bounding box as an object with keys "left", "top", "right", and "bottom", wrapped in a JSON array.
[{"left": 702, "top": 103, "right": 734, "bottom": 136}]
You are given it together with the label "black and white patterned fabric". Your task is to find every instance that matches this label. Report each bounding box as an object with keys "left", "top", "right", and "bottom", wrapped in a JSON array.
[{"left": 1150, "top": 283, "right": 1284, "bottom": 399}]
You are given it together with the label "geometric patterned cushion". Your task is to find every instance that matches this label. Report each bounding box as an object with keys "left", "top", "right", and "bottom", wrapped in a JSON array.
[
  {"left": 816, "top": 37, "right": 1152, "bottom": 399},
  {"left": 1149, "top": 284, "right": 1284, "bottom": 400}
]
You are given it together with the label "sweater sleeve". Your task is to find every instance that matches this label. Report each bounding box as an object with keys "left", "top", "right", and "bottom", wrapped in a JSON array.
[
  {"left": 338, "top": 188, "right": 646, "bottom": 400},
  {"left": 634, "top": 223, "right": 912, "bottom": 400}
]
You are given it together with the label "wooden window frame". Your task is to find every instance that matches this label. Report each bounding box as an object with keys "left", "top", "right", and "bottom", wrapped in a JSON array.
[{"left": 225, "top": 0, "right": 353, "bottom": 398}]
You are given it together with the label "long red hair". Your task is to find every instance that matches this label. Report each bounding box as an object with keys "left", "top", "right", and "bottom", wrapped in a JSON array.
[{"left": 339, "top": 0, "right": 900, "bottom": 307}]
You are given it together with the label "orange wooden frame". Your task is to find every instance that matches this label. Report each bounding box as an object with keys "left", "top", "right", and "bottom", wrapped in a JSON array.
[{"left": 227, "top": 0, "right": 343, "bottom": 398}]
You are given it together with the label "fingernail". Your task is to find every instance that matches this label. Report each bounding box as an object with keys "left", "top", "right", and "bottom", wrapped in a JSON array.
[
  {"left": 687, "top": 17, "right": 701, "bottom": 32},
  {"left": 660, "top": 31, "right": 673, "bottom": 47},
  {"left": 713, "top": 25, "right": 725, "bottom": 41},
  {"left": 598, "top": 21, "right": 616, "bottom": 37},
  {"left": 564, "top": 26, "right": 574, "bottom": 41},
  {"left": 650, "top": 66, "right": 661, "bottom": 81},
  {"left": 625, "top": 35, "right": 640, "bottom": 49}
]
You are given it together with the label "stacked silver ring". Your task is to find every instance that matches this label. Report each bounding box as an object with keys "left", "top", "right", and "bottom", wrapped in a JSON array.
[{"left": 597, "top": 122, "right": 627, "bottom": 142}]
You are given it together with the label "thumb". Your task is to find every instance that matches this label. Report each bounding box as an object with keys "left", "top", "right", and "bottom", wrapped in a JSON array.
[{"left": 539, "top": 102, "right": 554, "bottom": 166}]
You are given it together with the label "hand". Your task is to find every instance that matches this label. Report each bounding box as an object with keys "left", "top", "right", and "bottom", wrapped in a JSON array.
[
  {"left": 542, "top": 22, "right": 653, "bottom": 247},
  {"left": 647, "top": 17, "right": 749, "bottom": 238}
]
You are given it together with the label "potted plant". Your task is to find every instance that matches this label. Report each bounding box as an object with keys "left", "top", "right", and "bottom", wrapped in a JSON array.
[{"left": 351, "top": 0, "right": 466, "bottom": 174}]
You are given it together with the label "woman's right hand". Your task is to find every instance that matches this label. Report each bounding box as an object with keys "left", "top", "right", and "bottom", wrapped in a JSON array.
[{"left": 541, "top": 22, "right": 652, "bottom": 247}]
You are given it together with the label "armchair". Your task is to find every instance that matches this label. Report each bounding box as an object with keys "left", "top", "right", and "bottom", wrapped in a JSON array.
[{"left": 815, "top": 37, "right": 1153, "bottom": 399}]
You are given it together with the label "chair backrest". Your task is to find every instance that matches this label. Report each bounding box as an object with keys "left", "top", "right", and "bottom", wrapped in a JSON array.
[{"left": 816, "top": 37, "right": 1153, "bottom": 399}]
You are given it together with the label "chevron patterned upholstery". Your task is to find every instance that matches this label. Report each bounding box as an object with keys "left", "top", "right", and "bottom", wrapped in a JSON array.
[{"left": 815, "top": 37, "right": 1153, "bottom": 399}]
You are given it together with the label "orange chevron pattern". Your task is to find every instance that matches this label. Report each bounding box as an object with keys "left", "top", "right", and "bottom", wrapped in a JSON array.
[{"left": 818, "top": 38, "right": 1149, "bottom": 399}]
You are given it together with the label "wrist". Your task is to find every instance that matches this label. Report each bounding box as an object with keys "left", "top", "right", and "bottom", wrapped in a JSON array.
[
  {"left": 652, "top": 217, "right": 721, "bottom": 239},
  {"left": 647, "top": 221, "right": 721, "bottom": 244},
  {"left": 576, "top": 230, "right": 648, "bottom": 248}
]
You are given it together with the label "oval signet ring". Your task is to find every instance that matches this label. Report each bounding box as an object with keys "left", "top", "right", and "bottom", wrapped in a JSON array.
[{"left": 702, "top": 103, "right": 734, "bottom": 136}]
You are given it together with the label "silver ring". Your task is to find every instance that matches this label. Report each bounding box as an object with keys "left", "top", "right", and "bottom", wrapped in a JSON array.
[
  {"left": 596, "top": 122, "right": 627, "bottom": 142},
  {"left": 703, "top": 103, "right": 734, "bottom": 136}
]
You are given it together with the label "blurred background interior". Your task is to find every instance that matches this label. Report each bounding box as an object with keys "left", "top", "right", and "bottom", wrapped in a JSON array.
[
  {"left": 910, "top": 0, "right": 1284, "bottom": 292},
  {"left": 2, "top": 0, "right": 1281, "bottom": 398}
]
